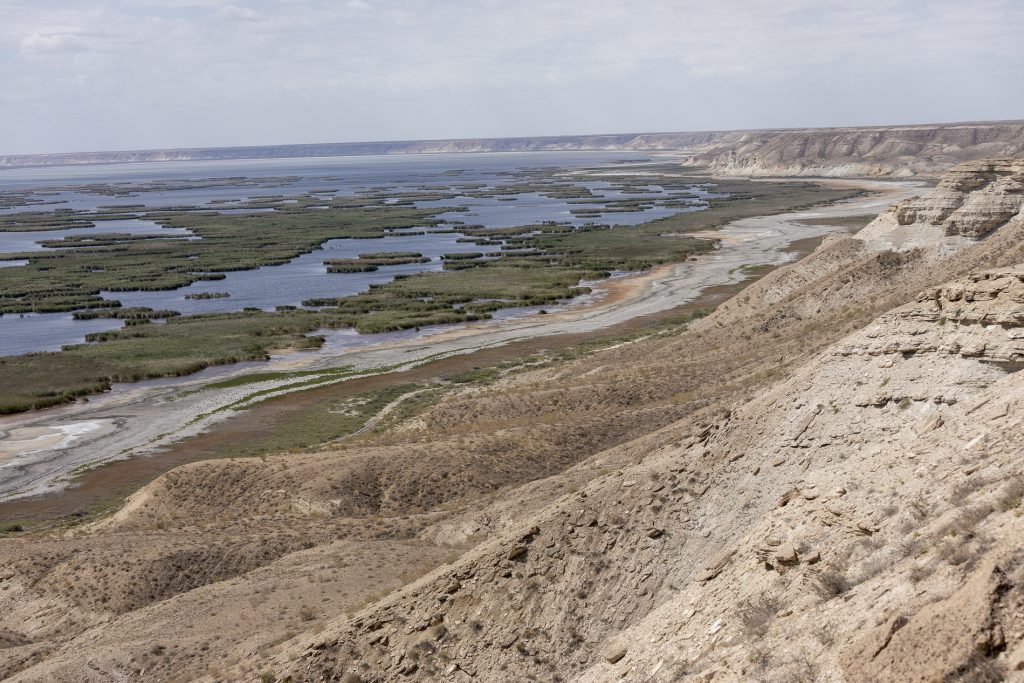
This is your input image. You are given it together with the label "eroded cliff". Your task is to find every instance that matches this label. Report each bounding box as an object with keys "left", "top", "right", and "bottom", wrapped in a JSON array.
[{"left": 693, "top": 122, "right": 1024, "bottom": 178}]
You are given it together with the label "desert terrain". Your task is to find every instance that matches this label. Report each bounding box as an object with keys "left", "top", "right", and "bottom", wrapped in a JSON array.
[{"left": 0, "top": 140, "right": 1022, "bottom": 683}]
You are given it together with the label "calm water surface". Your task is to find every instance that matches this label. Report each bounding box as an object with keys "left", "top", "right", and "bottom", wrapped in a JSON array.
[{"left": 0, "top": 152, "right": 701, "bottom": 356}]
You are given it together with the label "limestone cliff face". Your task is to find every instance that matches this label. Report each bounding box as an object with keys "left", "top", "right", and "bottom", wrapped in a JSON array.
[
  {"left": 693, "top": 122, "right": 1024, "bottom": 178},
  {"left": 857, "top": 157, "right": 1024, "bottom": 252},
  {"left": 571, "top": 265, "right": 1024, "bottom": 683}
]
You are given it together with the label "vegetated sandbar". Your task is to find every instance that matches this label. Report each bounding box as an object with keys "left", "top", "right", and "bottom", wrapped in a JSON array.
[{"left": 0, "top": 170, "right": 859, "bottom": 414}]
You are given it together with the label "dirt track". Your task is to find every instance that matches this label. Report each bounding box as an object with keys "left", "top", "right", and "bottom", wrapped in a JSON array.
[{"left": 0, "top": 178, "right": 920, "bottom": 505}]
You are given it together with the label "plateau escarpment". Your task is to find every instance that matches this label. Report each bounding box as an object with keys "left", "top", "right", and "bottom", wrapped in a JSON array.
[
  {"left": 0, "top": 132, "right": 725, "bottom": 169},
  {"left": 692, "top": 121, "right": 1024, "bottom": 178},
  {"left": 0, "top": 158, "right": 1023, "bottom": 682},
  {"left": 4, "top": 121, "right": 1022, "bottom": 181}
]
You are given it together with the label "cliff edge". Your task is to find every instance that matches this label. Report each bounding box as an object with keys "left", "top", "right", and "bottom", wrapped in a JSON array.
[{"left": 692, "top": 121, "right": 1024, "bottom": 178}]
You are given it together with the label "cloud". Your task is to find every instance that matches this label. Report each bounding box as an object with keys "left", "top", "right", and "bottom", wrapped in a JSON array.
[
  {"left": 1, "top": 0, "right": 1022, "bottom": 154},
  {"left": 216, "top": 4, "right": 264, "bottom": 22},
  {"left": 133, "top": 0, "right": 223, "bottom": 7},
  {"left": 19, "top": 32, "right": 90, "bottom": 56}
]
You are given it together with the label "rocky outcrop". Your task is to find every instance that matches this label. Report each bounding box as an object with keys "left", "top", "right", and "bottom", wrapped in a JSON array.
[
  {"left": 563, "top": 276, "right": 1024, "bottom": 681},
  {"left": 833, "top": 268, "right": 1024, "bottom": 370},
  {"left": 693, "top": 122, "right": 1024, "bottom": 178},
  {"left": 857, "top": 157, "right": 1024, "bottom": 252},
  {"left": 840, "top": 556, "right": 1024, "bottom": 683}
]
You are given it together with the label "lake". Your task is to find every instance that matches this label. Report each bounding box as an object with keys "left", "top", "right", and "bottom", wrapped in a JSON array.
[{"left": 0, "top": 151, "right": 705, "bottom": 355}]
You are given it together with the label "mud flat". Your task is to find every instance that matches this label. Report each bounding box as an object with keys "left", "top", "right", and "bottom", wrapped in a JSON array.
[{"left": 0, "top": 179, "right": 920, "bottom": 505}]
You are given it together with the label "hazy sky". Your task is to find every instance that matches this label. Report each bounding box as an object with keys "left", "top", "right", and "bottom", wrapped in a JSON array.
[{"left": 1, "top": 0, "right": 1022, "bottom": 155}]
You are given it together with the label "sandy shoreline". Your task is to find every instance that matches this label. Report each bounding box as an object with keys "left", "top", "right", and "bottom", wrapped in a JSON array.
[
  {"left": 0, "top": 421, "right": 111, "bottom": 465},
  {"left": 0, "top": 178, "right": 921, "bottom": 502}
]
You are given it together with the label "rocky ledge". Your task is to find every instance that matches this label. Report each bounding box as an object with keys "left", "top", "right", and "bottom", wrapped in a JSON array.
[{"left": 858, "top": 158, "right": 1024, "bottom": 252}]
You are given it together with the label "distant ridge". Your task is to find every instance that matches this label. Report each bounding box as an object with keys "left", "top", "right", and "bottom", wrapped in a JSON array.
[
  {"left": 0, "top": 132, "right": 723, "bottom": 170},
  {"left": 3, "top": 120, "right": 1023, "bottom": 175}
]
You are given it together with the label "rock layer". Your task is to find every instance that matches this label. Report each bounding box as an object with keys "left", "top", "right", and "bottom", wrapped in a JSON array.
[
  {"left": 694, "top": 122, "right": 1024, "bottom": 178},
  {"left": 857, "top": 157, "right": 1024, "bottom": 252}
]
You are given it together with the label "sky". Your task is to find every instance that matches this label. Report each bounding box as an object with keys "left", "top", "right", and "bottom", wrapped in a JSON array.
[{"left": 1, "top": 0, "right": 1022, "bottom": 155}]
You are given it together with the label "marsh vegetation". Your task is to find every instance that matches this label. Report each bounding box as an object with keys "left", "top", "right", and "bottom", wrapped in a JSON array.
[{"left": 0, "top": 165, "right": 858, "bottom": 413}]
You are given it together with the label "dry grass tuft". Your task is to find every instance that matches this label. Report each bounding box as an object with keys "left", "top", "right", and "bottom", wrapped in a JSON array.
[
  {"left": 735, "top": 593, "right": 783, "bottom": 637},
  {"left": 813, "top": 565, "right": 851, "bottom": 600}
]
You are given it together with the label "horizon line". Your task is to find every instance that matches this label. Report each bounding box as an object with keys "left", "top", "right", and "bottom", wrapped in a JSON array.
[{"left": 3, "top": 117, "right": 1022, "bottom": 169}]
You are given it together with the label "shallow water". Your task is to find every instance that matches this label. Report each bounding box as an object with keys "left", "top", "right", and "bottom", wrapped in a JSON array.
[
  {"left": 104, "top": 231, "right": 484, "bottom": 314},
  {"left": 1, "top": 218, "right": 193, "bottom": 253},
  {"left": 0, "top": 151, "right": 702, "bottom": 355},
  {"left": 0, "top": 152, "right": 647, "bottom": 211},
  {"left": 0, "top": 313, "right": 124, "bottom": 355}
]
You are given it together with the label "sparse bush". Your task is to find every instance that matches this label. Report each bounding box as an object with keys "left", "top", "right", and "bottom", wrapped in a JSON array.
[
  {"left": 779, "top": 650, "right": 820, "bottom": 682},
  {"left": 909, "top": 562, "right": 934, "bottom": 584},
  {"left": 813, "top": 565, "right": 851, "bottom": 599},
  {"left": 936, "top": 539, "right": 960, "bottom": 563},
  {"left": 413, "top": 638, "right": 436, "bottom": 654},
  {"left": 996, "top": 477, "right": 1024, "bottom": 512},
  {"left": 860, "top": 535, "right": 884, "bottom": 552},
  {"left": 953, "top": 504, "right": 994, "bottom": 537},
  {"left": 949, "top": 476, "right": 992, "bottom": 503},
  {"left": 945, "top": 543, "right": 974, "bottom": 566},
  {"left": 908, "top": 496, "right": 930, "bottom": 521},
  {"left": 856, "top": 554, "right": 892, "bottom": 584},
  {"left": 736, "top": 593, "right": 782, "bottom": 637},
  {"left": 814, "top": 626, "right": 836, "bottom": 648},
  {"left": 748, "top": 643, "right": 773, "bottom": 671},
  {"left": 894, "top": 537, "right": 921, "bottom": 559}
]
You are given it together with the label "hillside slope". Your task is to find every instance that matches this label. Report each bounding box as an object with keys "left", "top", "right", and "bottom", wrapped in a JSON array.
[
  {"left": 264, "top": 158, "right": 1024, "bottom": 682},
  {"left": 0, "top": 159, "right": 1022, "bottom": 682}
]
